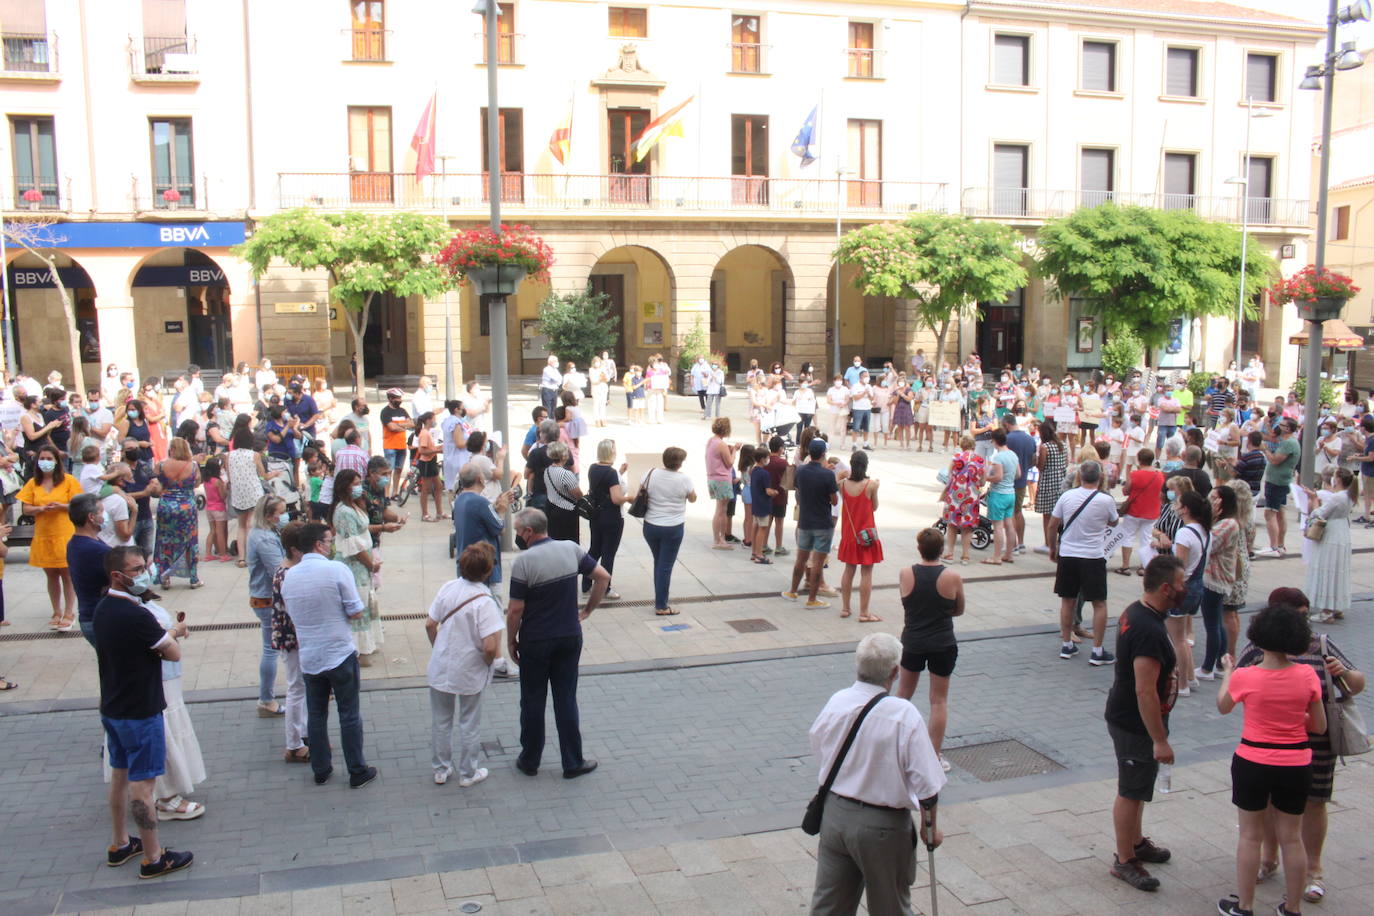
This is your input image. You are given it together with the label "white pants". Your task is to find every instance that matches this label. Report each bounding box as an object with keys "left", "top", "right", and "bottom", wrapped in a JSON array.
[
  {"left": 647, "top": 390, "right": 665, "bottom": 423},
  {"left": 591, "top": 384, "right": 608, "bottom": 421},
  {"left": 282, "top": 649, "right": 307, "bottom": 751},
  {"left": 1116, "top": 515, "right": 1153, "bottom": 560},
  {"left": 430, "top": 688, "right": 484, "bottom": 778}
]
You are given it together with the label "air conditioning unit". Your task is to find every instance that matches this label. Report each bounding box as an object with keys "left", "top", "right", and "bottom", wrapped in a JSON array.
[{"left": 162, "top": 52, "right": 197, "bottom": 73}]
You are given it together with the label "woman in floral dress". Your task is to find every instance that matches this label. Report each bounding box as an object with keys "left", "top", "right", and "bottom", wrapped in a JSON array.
[
  {"left": 330, "top": 468, "right": 384, "bottom": 664},
  {"left": 940, "top": 434, "right": 984, "bottom": 565},
  {"left": 154, "top": 437, "right": 202, "bottom": 589}
]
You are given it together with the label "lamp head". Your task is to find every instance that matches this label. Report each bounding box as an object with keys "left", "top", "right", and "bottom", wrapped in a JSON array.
[
  {"left": 1299, "top": 65, "right": 1325, "bottom": 90},
  {"left": 1337, "top": 0, "right": 1371, "bottom": 25},
  {"left": 1224, "top": 177, "right": 1246, "bottom": 186},
  {"left": 471, "top": 0, "right": 489, "bottom": 13},
  {"left": 1336, "top": 41, "right": 1365, "bottom": 71}
]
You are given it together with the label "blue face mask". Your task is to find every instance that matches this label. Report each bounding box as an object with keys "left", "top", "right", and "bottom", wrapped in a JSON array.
[
  {"left": 126, "top": 570, "right": 155, "bottom": 595},
  {"left": 36, "top": 459, "right": 56, "bottom": 473},
  {"left": 351, "top": 484, "right": 364, "bottom": 499},
  {"left": 275, "top": 516, "right": 287, "bottom": 531},
  {"left": 1166, "top": 490, "right": 1178, "bottom": 502}
]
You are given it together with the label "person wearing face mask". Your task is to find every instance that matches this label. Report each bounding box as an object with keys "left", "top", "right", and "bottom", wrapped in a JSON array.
[
  {"left": 330, "top": 468, "right": 385, "bottom": 665},
  {"left": 226, "top": 429, "right": 270, "bottom": 566},
  {"left": 84, "top": 388, "right": 114, "bottom": 440},
  {"left": 100, "top": 363, "right": 123, "bottom": 407},
  {"left": 118, "top": 399, "right": 154, "bottom": 463},
  {"left": 380, "top": 388, "right": 413, "bottom": 499},
  {"left": 68, "top": 493, "right": 112, "bottom": 646},
  {"left": 97, "top": 463, "right": 137, "bottom": 548},
  {"left": 247, "top": 496, "right": 289, "bottom": 716},
  {"left": 20, "top": 443, "right": 82, "bottom": 630},
  {"left": 342, "top": 398, "right": 372, "bottom": 454}
]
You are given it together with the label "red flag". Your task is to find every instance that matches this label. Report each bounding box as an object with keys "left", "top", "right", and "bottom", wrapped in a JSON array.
[{"left": 411, "top": 92, "right": 437, "bottom": 182}]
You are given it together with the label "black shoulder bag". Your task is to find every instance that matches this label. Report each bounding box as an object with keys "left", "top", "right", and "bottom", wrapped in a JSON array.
[
  {"left": 628, "top": 469, "right": 653, "bottom": 519},
  {"left": 1053, "top": 489, "right": 1099, "bottom": 552},
  {"left": 802, "top": 692, "right": 887, "bottom": 835}
]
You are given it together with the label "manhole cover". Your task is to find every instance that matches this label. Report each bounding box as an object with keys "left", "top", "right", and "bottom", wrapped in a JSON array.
[
  {"left": 481, "top": 740, "right": 504, "bottom": 757},
  {"left": 726, "top": 618, "right": 778, "bottom": 633},
  {"left": 941, "top": 740, "right": 1064, "bottom": 782}
]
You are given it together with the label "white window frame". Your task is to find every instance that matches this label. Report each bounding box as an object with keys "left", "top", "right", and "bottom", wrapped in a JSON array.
[
  {"left": 1161, "top": 43, "right": 1205, "bottom": 101},
  {"left": 1242, "top": 49, "right": 1283, "bottom": 107},
  {"left": 1076, "top": 36, "right": 1122, "bottom": 97},
  {"left": 988, "top": 31, "right": 1034, "bottom": 91},
  {"left": 607, "top": 5, "right": 649, "bottom": 40}
]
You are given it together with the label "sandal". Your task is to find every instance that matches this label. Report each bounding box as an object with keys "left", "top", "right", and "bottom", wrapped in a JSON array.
[
  {"left": 155, "top": 795, "right": 206, "bottom": 821},
  {"left": 421, "top": 515, "right": 437, "bottom": 523},
  {"left": 0, "top": 680, "right": 17, "bottom": 691},
  {"left": 283, "top": 747, "right": 311, "bottom": 763},
  {"left": 980, "top": 558, "right": 1002, "bottom": 566},
  {"left": 1303, "top": 875, "right": 1325, "bottom": 903},
  {"left": 858, "top": 615, "right": 883, "bottom": 623},
  {"left": 235, "top": 559, "right": 247, "bottom": 568},
  {"left": 751, "top": 556, "right": 772, "bottom": 565},
  {"left": 655, "top": 607, "right": 680, "bottom": 616},
  {"left": 840, "top": 609, "right": 852, "bottom": 618},
  {"left": 1256, "top": 860, "right": 1279, "bottom": 883},
  {"left": 940, "top": 554, "right": 954, "bottom": 562},
  {"left": 1114, "top": 567, "right": 1134, "bottom": 576}
]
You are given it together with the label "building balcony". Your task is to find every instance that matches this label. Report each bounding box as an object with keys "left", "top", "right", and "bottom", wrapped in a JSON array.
[
  {"left": 344, "top": 27, "right": 391, "bottom": 62},
  {"left": 1, "top": 32, "right": 59, "bottom": 82},
  {"left": 959, "top": 187, "right": 1310, "bottom": 228},
  {"left": 275, "top": 172, "right": 949, "bottom": 220},
  {"left": 4, "top": 176, "right": 70, "bottom": 214},
  {"left": 845, "top": 47, "right": 883, "bottom": 79},
  {"left": 128, "top": 177, "right": 207, "bottom": 214},
  {"left": 130, "top": 35, "right": 199, "bottom": 84}
]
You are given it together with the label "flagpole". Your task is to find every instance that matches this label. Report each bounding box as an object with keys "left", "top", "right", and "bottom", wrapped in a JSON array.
[{"left": 439, "top": 152, "right": 457, "bottom": 401}]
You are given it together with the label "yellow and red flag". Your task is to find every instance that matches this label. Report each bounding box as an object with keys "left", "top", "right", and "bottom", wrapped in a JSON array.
[
  {"left": 410, "top": 92, "right": 437, "bottom": 182},
  {"left": 632, "top": 96, "right": 693, "bottom": 163},
  {"left": 548, "top": 99, "right": 573, "bottom": 165}
]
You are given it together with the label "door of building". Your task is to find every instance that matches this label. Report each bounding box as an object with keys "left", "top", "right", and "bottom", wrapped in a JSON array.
[
  {"left": 607, "top": 109, "right": 650, "bottom": 203},
  {"left": 362, "top": 291, "right": 408, "bottom": 377},
  {"left": 977, "top": 305, "right": 1023, "bottom": 369},
  {"left": 588, "top": 274, "right": 626, "bottom": 367}
]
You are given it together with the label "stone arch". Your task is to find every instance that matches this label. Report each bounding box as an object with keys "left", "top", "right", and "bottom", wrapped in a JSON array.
[
  {"left": 587, "top": 243, "right": 677, "bottom": 370},
  {"left": 128, "top": 248, "right": 234, "bottom": 374},
  {"left": 709, "top": 243, "right": 794, "bottom": 374},
  {"left": 3, "top": 249, "right": 98, "bottom": 385}
]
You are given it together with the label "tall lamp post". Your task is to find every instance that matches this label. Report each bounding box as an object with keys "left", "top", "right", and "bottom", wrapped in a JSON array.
[
  {"left": 437, "top": 153, "right": 457, "bottom": 401},
  {"left": 1223, "top": 101, "right": 1274, "bottom": 374},
  {"left": 1297, "top": 0, "right": 1367, "bottom": 487},
  {"left": 832, "top": 161, "right": 848, "bottom": 377}
]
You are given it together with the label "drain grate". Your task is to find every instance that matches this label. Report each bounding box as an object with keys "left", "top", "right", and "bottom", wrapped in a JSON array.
[
  {"left": 480, "top": 740, "right": 505, "bottom": 757},
  {"left": 725, "top": 618, "right": 778, "bottom": 633},
  {"left": 941, "top": 739, "right": 1064, "bottom": 782}
]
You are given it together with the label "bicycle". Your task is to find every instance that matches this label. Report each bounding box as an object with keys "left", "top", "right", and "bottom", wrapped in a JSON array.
[{"left": 393, "top": 463, "right": 421, "bottom": 507}]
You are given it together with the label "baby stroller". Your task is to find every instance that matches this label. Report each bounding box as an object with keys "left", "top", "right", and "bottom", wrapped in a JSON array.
[
  {"left": 761, "top": 403, "right": 801, "bottom": 449},
  {"left": 932, "top": 496, "right": 994, "bottom": 551},
  {"left": 264, "top": 456, "right": 303, "bottom": 518}
]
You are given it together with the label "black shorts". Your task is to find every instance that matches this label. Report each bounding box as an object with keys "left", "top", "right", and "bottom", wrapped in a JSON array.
[
  {"left": 770, "top": 503, "right": 787, "bottom": 519},
  {"left": 1054, "top": 556, "right": 1108, "bottom": 602},
  {"left": 1231, "top": 753, "right": 1312, "bottom": 815},
  {"left": 418, "top": 459, "right": 439, "bottom": 479},
  {"left": 1109, "top": 723, "right": 1159, "bottom": 802},
  {"left": 901, "top": 645, "right": 958, "bottom": 678}
]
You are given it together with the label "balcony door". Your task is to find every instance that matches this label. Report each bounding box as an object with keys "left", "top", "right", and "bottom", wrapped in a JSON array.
[
  {"left": 846, "top": 119, "right": 881, "bottom": 207},
  {"left": 608, "top": 108, "right": 650, "bottom": 203},
  {"left": 731, "top": 114, "right": 768, "bottom": 205},
  {"left": 1246, "top": 156, "right": 1273, "bottom": 224},
  {"left": 993, "top": 143, "right": 1028, "bottom": 215},
  {"left": 348, "top": 106, "right": 392, "bottom": 203},
  {"left": 351, "top": 1, "right": 385, "bottom": 61},
  {"left": 480, "top": 107, "right": 524, "bottom": 203},
  {"left": 588, "top": 274, "right": 626, "bottom": 366}
]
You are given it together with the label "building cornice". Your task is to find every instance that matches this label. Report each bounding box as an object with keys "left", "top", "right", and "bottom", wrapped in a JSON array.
[{"left": 966, "top": 0, "right": 1326, "bottom": 39}]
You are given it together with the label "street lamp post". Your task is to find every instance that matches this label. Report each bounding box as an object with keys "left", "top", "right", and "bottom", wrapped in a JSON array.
[
  {"left": 1297, "top": 0, "right": 1367, "bottom": 487},
  {"left": 437, "top": 153, "right": 457, "bottom": 401},
  {"left": 1223, "top": 101, "right": 1273, "bottom": 375},
  {"left": 832, "top": 161, "right": 848, "bottom": 377}
]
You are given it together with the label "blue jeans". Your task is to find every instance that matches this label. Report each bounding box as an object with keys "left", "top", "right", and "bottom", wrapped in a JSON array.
[
  {"left": 516, "top": 635, "right": 584, "bottom": 773},
  {"left": 80, "top": 618, "right": 96, "bottom": 648},
  {"left": 252, "top": 605, "right": 279, "bottom": 705},
  {"left": 642, "top": 521, "right": 684, "bottom": 610},
  {"left": 134, "top": 515, "right": 154, "bottom": 555},
  {"left": 1199, "top": 587, "right": 1228, "bottom": 674},
  {"left": 304, "top": 653, "right": 368, "bottom": 779},
  {"left": 1155, "top": 425, "right": 1176, "bottom": 452}
]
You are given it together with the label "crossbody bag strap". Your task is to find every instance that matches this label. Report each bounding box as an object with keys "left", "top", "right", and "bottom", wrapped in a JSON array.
[
  {"left": 819, "top": 693, "right": 888, "bottom": 798},
  {"left": 1059, "top": 489, "right": 1099, "bottom": 538},
  {"left": 438, "top": 594, "right": 483, "bottom": 628}
]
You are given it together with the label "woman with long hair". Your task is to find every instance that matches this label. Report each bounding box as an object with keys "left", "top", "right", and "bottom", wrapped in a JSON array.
[
  {"left": 1216, "top": 606, "right": 1325, "bottom": 916},
  {"left": 414, "top": 411, "right": 444, "bottom": 522},
  {"left": 1034, "top": 417, "right": 1067, "bottom": 551},
  {"left": 139, "top": 378, "right": 169, "bottom": 462},
  {"left": 1301, "top": 468, "right": 1357, "bottom": 623},
  {"left": 705, "top": 417, "right": 738, "bottom": 550},
  {"left": 1157, "top": 490, "right": 1211, "bottom": 696},
  {"left": 18, "top": 443, "right": 80, "bottom": 628},
  {"left": 331, "top": 468, "right": 384, "bottom": 664},
  {"left": 154, "top": 437, "right": 203, "bottom": 589},
  {"left": 246, "top": 495, "right": 288, "bottom": 717},
  {"left": 226, "top": 427, "right": 269, "bottom": 566},
  {"left": 1199, "top": 485, "right": 1245, "bottom": 680},
  {"left": 837, "top": 449, "right": 884, "bottom": 622},
  {"left": 940, "top": 434, "right": 984, "bottom": 565}
]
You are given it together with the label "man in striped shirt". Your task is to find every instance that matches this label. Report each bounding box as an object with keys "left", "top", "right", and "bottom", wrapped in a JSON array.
[{"left": 1206, "top": 378, "right": 1235, "bottom": 429}]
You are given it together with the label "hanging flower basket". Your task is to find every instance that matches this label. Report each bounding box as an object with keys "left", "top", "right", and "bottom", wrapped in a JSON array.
[
  {"left": 161, "top": 187, "right": 182, "bottom": 210},
  {"left": 1271, "top": 265, "right": 1360, "bottom": 321},
  {"left": 438, "top": 224, "right": 553, "bottom": 295},
  {"left": 21, "top": 188, "right": 43, "bottom": 210}
]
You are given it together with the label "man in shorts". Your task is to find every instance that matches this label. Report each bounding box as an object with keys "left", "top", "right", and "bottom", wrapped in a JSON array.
[
  {"left": 1004, "top": 414, "right": 1038, "bottom": 556},
  {"left": 783, "top": 438, "right": 838, "bottom": 608},
  {"left": 379, "top": 388, "right": 413, "bottom": 498},
  {"left": 1048, "top": 460, "right": 1118, "bottom": 665},
  {"left": 1103, "top": 554, "right": 1181, "bottom": 892},
  {"left": 985, "top": 429, "right": 1019, "bottom": 563},
  {"left": 94, "top": 546, "right": 195, "bottom": 878},
  {"left": 1258, "top": 418, "right": 1299, "bottom": 555}
]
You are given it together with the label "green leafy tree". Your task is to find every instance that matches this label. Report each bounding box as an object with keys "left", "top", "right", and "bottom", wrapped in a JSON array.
[
  {"left": 1292, "top": 374, "right": 1336, "bottom": 406},
  {"left": 1099, "top": 329, "right": 1144, "bottom": 378},
  {"left": 676, "top": 319, "right": 712, "bottom": 373},
  {"left": 1035, "top": 203, "right": 1276, "bottom": 364},
  {"left": 836, "top": 212, "right": 1027, "bottom": 368},
  {"left": 536, "top": 287, "right": 620, "bottom": 369},
  {"left": 234, "top": 209, "right": 452, "bottom": 394}
]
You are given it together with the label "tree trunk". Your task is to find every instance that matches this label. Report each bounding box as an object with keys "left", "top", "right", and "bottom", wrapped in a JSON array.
[
  {"left": 932, "top": 318, "right": 951, "bottom": 370},
  {"left": 21, "top": 246, "right": 84, "bottom": 389},
  {"left": 344, "top": 291, "right": 374, "bottom": 398}
]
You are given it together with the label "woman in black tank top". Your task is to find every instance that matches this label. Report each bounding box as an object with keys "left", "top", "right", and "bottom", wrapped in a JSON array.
[{"left": 895, "top": 528, "right": 965, "bottom": 771}]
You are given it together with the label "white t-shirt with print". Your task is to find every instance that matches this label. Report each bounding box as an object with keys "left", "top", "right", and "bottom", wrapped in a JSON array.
[{"left": 426, "top": 578, "right": 504, "bottom": 696}]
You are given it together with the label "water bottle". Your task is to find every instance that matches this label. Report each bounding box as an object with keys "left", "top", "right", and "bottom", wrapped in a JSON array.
[{"left": 1156, "top": 763, "right": 1172, "bottom": 794}]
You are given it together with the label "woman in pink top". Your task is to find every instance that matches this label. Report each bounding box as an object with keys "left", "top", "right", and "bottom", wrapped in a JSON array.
[
  {"left": 201, "top": 455, "right": 231, "bottom": 561},
  {"left": 704, "top": 417, "right": 739, "bottom": 549},
  {"left": 1215, "top": 605, "right": 1326, "bottom": 916}
]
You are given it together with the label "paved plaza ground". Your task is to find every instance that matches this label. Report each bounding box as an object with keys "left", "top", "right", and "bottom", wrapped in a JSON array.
[{"left": 2, "top": 382, "right": 1373, "bottom": 914}]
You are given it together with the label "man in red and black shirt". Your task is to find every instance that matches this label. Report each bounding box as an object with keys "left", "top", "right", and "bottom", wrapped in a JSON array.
[{"left": 1103, "top": 554, "right": 1184, "bottom": 892}]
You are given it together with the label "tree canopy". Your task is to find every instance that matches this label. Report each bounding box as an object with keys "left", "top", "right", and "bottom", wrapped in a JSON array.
[
  {"left": 234, "top": 209, "right": 452, "bottom": 390},
  {"left": 835, "top": 212, "right": 1027, "bottom": 367},
  {"left": 1034, "top": 203, "right": 1277, "bottom": 353},
  {"left": 536, "top": 287, "right": 620, "bottom": 368}
]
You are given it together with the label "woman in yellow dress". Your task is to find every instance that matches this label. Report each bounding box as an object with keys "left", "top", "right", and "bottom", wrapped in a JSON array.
[{"left": 18, "top": 443, "right": 82, "bottom": 630}]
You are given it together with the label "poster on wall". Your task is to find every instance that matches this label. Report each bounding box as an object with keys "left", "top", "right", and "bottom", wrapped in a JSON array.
[
  {"left": 1076, "top": 317, "right": 1096, "bottom": 353},
  {"left": 641, "top": 301, "right": 663, "bottom": 319},
  {"left": 642, "top": 322, "right": 664, "bottom": 347},
  {"left": 76, "top": 318, "right": 100, "bottom": 363},
  {"left": 520, "top": 318, "right": 550, "bottom": 360},
  {"left": 1165, "top": 319, "right": 1184, "bottom": 354}
]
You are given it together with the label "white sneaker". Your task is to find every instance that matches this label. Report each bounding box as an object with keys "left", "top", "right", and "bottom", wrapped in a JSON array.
[
  {"left": 1195, "top": 667, "right": 1216, "bottom": 680},
  {"left": 494, "top": 661, "right": 519, "bottom": 679},
  {"left": 1188, "top": 679, "right": 1200, "bottom": 690},
  {"left": 434, "top": 766, "right": 453, "bottom": 785},
  {"left": 1177, "top": 686, "right": 1192, "bottom": 697},
  {"left": 458, "top": 767, "right": 489, "bottom": 788},
  {"left": 939, "top": 756, "right": 952, "bottom": 773}
]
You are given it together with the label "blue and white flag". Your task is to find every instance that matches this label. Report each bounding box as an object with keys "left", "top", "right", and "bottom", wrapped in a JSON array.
[{"left": 790, "top": 105, "right": 818, "bottom": 167}]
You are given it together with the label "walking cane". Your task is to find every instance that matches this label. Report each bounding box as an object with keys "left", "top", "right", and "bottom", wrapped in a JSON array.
[{"left": 922, "top": 808, "right": 939, "bottom": 916}]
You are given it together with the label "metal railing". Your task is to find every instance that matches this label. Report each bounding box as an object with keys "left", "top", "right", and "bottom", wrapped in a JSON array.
[
  {"left": 345, "top": 27, "right": 390, "bottom": 62},
  {"left": 132, "top": 34, "right": 197, "bottom": 77},
  {"left": 959, "top": 187, "right": 1310, "bottom": 226},
  {"left": 1, "top": 32, "right": 55, "bottom": 73},
  {"left": 846, "top": 47, "right": 883, "bottom": 78},
  {"left": 276, "top": 172, "right": 950, "bottom": 217},
  {"left": 8, "top": 175, "right": 62, "bottom": 211},
  {"left": 130, "top": 176, "right": 206, "bottom": 211},
  {"left": 478, "top": 30, "right": 520, "bottom": 64}
]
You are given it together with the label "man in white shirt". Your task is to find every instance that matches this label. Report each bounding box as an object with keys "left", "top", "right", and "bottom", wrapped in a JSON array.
[
  {"left": 704, "top": 362, "right": 725, "bottom": 419},
  {"left": 1048, "top": 461, "right": 1119, "bottom": 665},
  {"left": 0, "top": 386, "right": 23, "bottom": 433},
  {"left": 689, "top": 356, "right": 711, "bottom": 419},
  {"left": 412, "top": 375, "right": 435, "bottom": 421},
  {"left": 80, "top": 389, "right": 114, "bottom": 439},
  {"left": 808, "top": 633, "right": 945, "bottom": 915},
  {"left": 98, "top": 465, "right": 137, "bottom": 547},
  {"left": 539, "top": 355, "right": 562, "bottom": 414}
]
